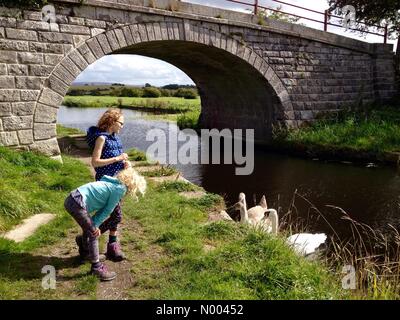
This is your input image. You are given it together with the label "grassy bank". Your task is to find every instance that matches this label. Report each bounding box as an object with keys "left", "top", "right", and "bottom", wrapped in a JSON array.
[
  {"left": 177, "top": 110, "right": 201, "bottom": 130},
  {"left": 0, "top": 146, "right": 92, "bottom": 233},
  {"left": 63, "top": 96, "right": 201, "bottom": 114},
  {"left": 56, "top": 125, "right": 84, "bottom": 138},
  {"left": 0, "top": 147, "right": 350, "bottom": 300},
  {"left": 0, "top": 147, "right": 96, "bottom": 299},
  {"left": 273, "top": 105, "right": 400, "bottom": 163},
  {"left": 124, "top": 182, "right": 346, "bottom": 299}
]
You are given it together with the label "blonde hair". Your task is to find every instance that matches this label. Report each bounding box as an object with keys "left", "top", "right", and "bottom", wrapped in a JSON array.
[
  {"left": 116, "top": 167, "right": 147, "bottom": 199},
  {"left": 97, "top": 108, "right": 123, "bottom": 131}
]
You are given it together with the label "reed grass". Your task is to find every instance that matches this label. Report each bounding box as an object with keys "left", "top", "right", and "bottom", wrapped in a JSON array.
[
  {"left": 177, "top": 110, "right": 201, "bottom": 130},
  {"left": 279, "top": 189, "right": 400, "bottom": 299}
]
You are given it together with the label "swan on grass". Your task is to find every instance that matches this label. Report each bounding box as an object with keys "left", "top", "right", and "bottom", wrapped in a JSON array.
[
  {"left": 235, "top": 193, "right": 327, "bottom": 257},
  {"left": 235, "top": 192, "right": 279, "bottom": 234}
]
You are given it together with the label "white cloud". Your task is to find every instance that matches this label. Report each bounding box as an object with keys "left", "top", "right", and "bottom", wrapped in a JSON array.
[
  {"left": 76, "top": 0, "right": 397, "bottom": 85},
  {"left": 75, "top": 54, "right": 195, "bottom": 86},
  {"left": 182, "top": 0, "right": 250, "bottom": 12}
]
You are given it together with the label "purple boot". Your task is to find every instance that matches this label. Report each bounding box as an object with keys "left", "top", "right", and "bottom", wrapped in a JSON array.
[
  {"left": 106, "top": 242, "right": 125, "bottom": 262},
  {"left": 90, "top": 263, "right": 116, "bottom": 281}
]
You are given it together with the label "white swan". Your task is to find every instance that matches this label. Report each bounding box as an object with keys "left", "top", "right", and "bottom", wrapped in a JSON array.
[
  {"left": 235, "top": 193, "right": 327, "bottom": 257},
  {"left": 235, "top": 192, "right": 279, "bottom": 234},
  {"left": 286, "top": 233, "right": 327, "bottom": 256}
]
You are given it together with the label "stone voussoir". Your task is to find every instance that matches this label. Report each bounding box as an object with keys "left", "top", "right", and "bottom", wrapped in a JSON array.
[
  {"left": 38, "top": 88, "right": 63, "bottom": 108},
  {"left": 34, "top": 103, "right": 58, "bottom": 123}
]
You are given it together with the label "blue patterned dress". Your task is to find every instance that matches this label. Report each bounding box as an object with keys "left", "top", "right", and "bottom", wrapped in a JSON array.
[{"left": 86, "top": 126, "right": 125, "bottom": 181}]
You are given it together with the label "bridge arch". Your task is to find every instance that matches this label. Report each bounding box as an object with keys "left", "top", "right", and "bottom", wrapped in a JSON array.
[{"left": 33, "top": 20, "right": 294, "bottom": 158}]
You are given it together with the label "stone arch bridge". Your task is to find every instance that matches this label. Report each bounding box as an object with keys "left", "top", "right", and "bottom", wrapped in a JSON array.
[{"left": 0, "top": 0, "right": 396, "bottom": 159}]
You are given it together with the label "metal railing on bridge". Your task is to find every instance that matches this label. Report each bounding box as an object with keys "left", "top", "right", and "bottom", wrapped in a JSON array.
[{"left": 223, "top": 0, "right": 388, "bottom": 43}]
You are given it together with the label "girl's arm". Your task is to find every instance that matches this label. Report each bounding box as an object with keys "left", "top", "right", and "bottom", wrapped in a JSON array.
[{"left": 91, "top": 136, "right": 128, "bottom": 168}]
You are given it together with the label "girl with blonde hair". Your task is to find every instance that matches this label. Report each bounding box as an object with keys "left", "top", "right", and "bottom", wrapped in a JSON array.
[{"left": 64, "top": 167, "right": 146, "bottom": 281}]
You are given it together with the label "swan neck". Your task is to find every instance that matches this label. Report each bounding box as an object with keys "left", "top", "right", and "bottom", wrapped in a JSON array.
[
  {"left": 240, "top": 198, "right": 248, "bottom": 223},
  {"left": 269, "top": 209, "right": 279, "bottom": 234}
]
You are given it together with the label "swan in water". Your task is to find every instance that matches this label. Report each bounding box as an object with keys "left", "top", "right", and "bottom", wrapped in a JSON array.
[
  {"left": 286, "top": 233, "right": 327, "bottom": 256},
  {"left": 235, "top": 193, "right": 327, "bottom": 257}
]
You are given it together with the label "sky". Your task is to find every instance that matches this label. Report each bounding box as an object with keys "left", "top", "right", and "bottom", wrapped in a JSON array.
[{"left": 74, "top": 0, "right": 398, "bottom": 86}]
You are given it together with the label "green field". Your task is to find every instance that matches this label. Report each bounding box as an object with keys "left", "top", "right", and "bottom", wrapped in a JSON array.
[
  {"left": 68, "top": 84, "right": 137, "bottom": 92},
  {"left": 63, "top": 96, "right": 201, "bottom": 114},
  {"left": 67, "top": 84, "right": 198, "bottom": 100}
]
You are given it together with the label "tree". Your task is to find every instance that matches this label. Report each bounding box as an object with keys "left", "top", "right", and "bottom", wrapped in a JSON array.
[
  {"left": 142, "top": 87, "right": 161, "bottom": 98},
  {"left": 160, "top": 88, "right": 172, "bottom": 97},
  {"left": 0, "top": 0, "right": 48, "bottom": 9},
  {"left": 253, "top": 5, "right": 302, "bottom": 25},
  {"left": 263, "top": 5, "right": 301, "bottom": 24},
  {"left": 174, "top": 88, "right": 198, "bottom": 99},
  {"left": 162, "top": 84, "right": 180, "bottom": 90},
  {"left": 120, "top": 87, "right": 142, "bottom": 97},
  {"left": 110, "top": 87, "right": 122, "bottom": 97},
  {"left": 328, "top": 0, "right": 400, "bottom": 53},
  {"left": 162, "top": 84, "right": 197, "bottom": 90}
]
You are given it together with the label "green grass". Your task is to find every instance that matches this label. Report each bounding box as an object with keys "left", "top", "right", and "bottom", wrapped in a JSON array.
[
  {"left": 156, "top": 181, "right": 201, "bottom": 193},
  {"left": 73, "top": 274, "right": 98, "bottom": 298},
  {"left": 143, "top": 113, "right": 181, "bottom": 122},
  {"left": 0, "top": 146, "right": 92, "bottom": 233},
  {"left": 177, "top": 110, "right": 201, "bottom": 130},
  {"left": 0, "top": 147, "right": 95, "bottom": 299},
  {"left": 275, "top": 105, "right": 400, "bottom": 156},
  {"left": 56, "top": 125, "right": 84, "bottom": 138},
  {"left": 141, "top": 166, "right": 178, "bottom": 177},
  {"left": 126, "top": 148, "right": 148, "bottom": 162},
  {"left": 123, "top": 180, "right": 346, "bottom": 299},
  {"left": 0, "top": 148, "right": 351, "bottom": 300},
  {"left": 63, "top": 96, "right": 201, "bottom": 114}
]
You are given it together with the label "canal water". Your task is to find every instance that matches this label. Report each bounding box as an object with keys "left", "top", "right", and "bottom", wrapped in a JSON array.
[{"left": 58, "top": 106, "right": 400, "bottom": 242}]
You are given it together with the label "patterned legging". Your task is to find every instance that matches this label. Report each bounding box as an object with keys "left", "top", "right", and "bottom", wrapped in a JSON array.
[
  {"left": 99, "top": 203, "right": 122, "bottom": 234},
  {"left": 64, "top": 190, "right": 99, "bottom": 263}
]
